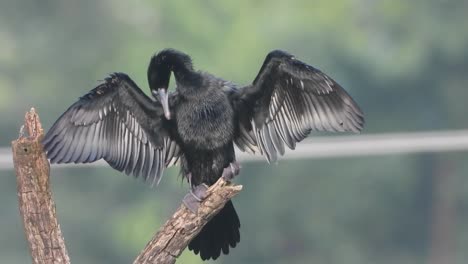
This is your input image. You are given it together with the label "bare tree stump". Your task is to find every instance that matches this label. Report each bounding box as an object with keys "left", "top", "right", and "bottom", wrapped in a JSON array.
[
  {"left": 12, "top": 108, "right": 243, "bottom": 264},
  {"left": 133, "top": 178, "right": 242, "bottom": 264},
  {"left": 12, "top": 108, "right": 70, "bottom": 264}
]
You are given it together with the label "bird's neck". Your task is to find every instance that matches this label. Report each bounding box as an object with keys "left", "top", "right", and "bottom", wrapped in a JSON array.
[
  {"left": 173, "top": 69, "right": 206, "bottom": 98},
  {"left": 173, "top": 66, "right": 196, "bottom": 84}
]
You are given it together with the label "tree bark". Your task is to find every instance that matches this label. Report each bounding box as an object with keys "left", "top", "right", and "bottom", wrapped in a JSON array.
[
  {"left": 12, "top": 108, "right": 71, "bottom": 264},
  {"left": 133, "top": 178, "right": 242, "bottom": 264}
]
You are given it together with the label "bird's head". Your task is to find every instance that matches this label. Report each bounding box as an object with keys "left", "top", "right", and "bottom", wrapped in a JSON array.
[{"left": 148, "top": 49, "right": 193, "bottom": 120}]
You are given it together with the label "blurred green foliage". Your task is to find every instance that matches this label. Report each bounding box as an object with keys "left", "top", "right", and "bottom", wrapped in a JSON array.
[{"left": 1, "top": 0, "right": 468, "bottom": 263}]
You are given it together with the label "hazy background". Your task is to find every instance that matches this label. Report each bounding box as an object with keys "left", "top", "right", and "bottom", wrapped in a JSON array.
[{"left": 1, "top": 0, "right": 468, "bottom": 263}]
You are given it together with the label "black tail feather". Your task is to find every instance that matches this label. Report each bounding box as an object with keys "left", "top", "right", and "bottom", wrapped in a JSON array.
[{"left": 188, "top": 200, "right": 240, "bottom": 260}]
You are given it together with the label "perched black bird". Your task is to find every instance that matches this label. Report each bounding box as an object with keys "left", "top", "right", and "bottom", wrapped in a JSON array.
[{"left": 42, "top": 49, "right": 364, "bottom": 260}]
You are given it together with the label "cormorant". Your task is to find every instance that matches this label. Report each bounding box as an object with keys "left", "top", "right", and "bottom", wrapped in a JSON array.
[{"left": 42, "top": 49, "right": 364, "bottom": 260}]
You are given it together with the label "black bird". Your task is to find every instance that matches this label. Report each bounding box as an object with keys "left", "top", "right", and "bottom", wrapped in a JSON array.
[{"left": 42, "top": 49, "right": 364, "bottom": 260}]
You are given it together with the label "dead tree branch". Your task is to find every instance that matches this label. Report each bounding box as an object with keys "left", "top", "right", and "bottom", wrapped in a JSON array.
[
  {"left": 133, "top": 178, "right": 243, "bottom": 264},
  {"left": 12, "top": 108, "right": 70, "bottom": 264}
]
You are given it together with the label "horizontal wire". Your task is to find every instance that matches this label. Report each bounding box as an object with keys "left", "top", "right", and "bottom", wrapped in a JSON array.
[{"left": 2, "top": 129, "right": 468, "bottom": 170}]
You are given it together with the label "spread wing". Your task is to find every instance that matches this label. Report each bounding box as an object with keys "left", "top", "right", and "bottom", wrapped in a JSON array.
[
  {"left": 230, "top": 50, "right": 364, "bottom": 162},
  {"left": 42, "top": 72, "right": 181, "bottom": 186}
]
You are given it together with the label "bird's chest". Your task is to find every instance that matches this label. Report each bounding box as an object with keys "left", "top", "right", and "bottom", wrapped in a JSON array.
[{"left": 175, "top": 97, "right": 235, "bottom": 149}]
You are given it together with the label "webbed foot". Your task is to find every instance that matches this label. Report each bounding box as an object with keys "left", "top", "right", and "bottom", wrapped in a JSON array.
[
  {"left": 183, "top": 184, "right": 209, "bottom": 213},
  {"left": 222, "top": 161, "right": 241, "bottom": 181}
]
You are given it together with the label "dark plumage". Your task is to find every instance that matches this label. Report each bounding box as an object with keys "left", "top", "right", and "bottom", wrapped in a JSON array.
[{"left": 42, "top": 48, "right": 364, "bottom": 261}]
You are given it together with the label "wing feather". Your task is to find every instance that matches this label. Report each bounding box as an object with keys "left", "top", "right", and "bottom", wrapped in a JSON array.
[
  {"left": 42, "top": 73, "right": 181, "bottom": 185},
  {"left": 231, "top": 50, "right": 364, "bottom": 162}
]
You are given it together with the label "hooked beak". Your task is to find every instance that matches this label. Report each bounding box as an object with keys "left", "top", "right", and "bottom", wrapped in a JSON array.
[{"left": 155, "top": 88, "right": 171, "bottom": 120}]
